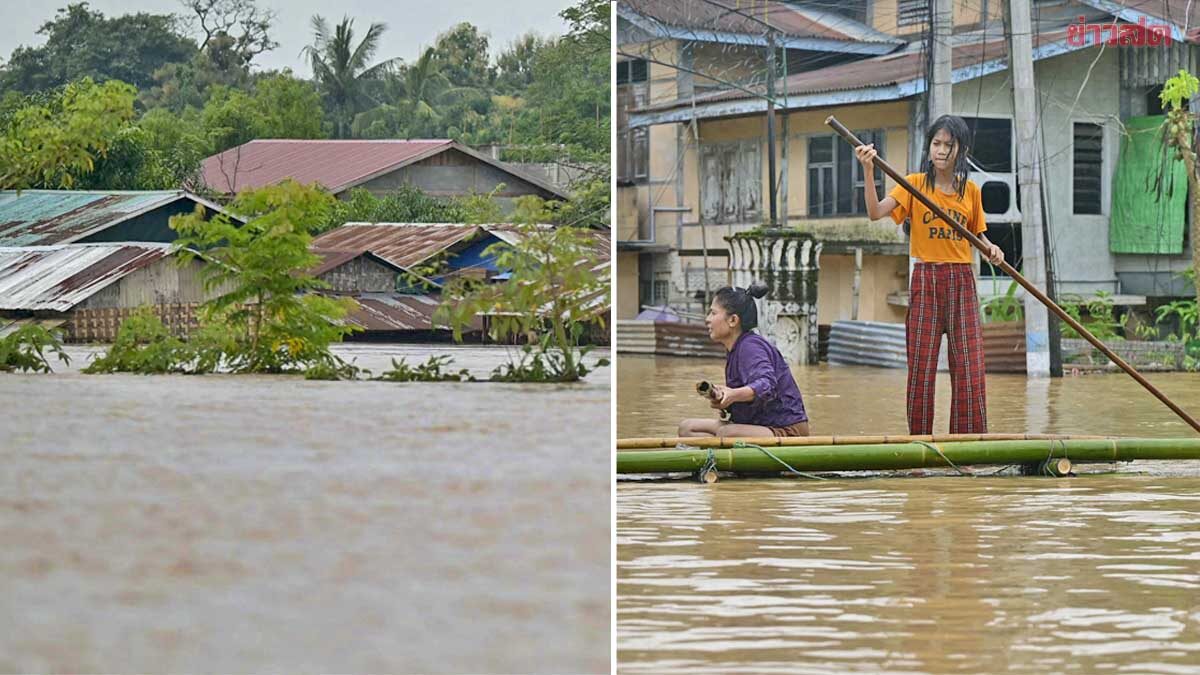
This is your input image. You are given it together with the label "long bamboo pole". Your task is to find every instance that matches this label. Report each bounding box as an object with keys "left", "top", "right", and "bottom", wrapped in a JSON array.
[
  {"left": 825, "top": 115, "right": 1200, "bottom": 435},
  {"left": 617, "top": 438, "right": 1200, "bottom": 474}
]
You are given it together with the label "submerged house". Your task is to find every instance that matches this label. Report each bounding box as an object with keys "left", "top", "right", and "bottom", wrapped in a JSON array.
[
  {"left": 309, "top": 222, "right": 611, "bottom": 341},
  {"left": 0, "top": 190, "right": 236, "bottom": 247},
  {"left": 0, "top": 243, "right": 219, "bottom": 342},
  {"left": 200, "top": 140, "right": 569, "bottom": 210},
  {"left": 617, "top": 0, "right": 1198, "bottom": 353}
]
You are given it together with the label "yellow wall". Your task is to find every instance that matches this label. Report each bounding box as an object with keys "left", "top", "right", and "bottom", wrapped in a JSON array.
[
  {"left": 616, "top": 184, "right": 638, "bottom": 241},
  {"left": 816, "top": 254, "right": 908, "bottom": 324},
  {"left": 684, "top": 101, "right": 912, "bottom": 227},
  {"left": 617, "top": 251, "right": 640, "bottom": 319},
  {"left": 871, "top": 0, "right": 1004, "bottom": 37}
]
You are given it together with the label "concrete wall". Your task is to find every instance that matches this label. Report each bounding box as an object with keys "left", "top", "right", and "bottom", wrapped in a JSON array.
[
  {"left": 817, "top": 253, "right": 909, "bottom": 324},
  {"left": 617, "top": 251, "right": 640, "bottom": 319},
  {"left": 870, "top": 0, "right": 1004, "bottom": 38}
]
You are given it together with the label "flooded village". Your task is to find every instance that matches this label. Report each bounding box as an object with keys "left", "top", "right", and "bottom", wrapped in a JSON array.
[
  {"left": 616, "top": 0, "right": 1200, "bottom": 672},
  {"left": 0, "top": 0, "right": 611, "bottom": 672}
]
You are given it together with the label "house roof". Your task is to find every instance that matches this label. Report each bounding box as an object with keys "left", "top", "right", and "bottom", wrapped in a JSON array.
[
  {"left": 619, "top": 0, "right": 902, "bottom": 52},
  {"left": 310, "top": 223, "right": 530, "bottom": 270},
  {"left": 630, "top": 26, "right": 1085, "bottom": 124},
  {"left": 200, "top": 139, "right": 569, "bottom": 199},
  {"left": 1075, "top": 0, "right": 1200, "bottom": 41},
  {"left": 0, "top": 190, "right": 228, "bottom": 247},
  {"left": 341, "top": 293, "right": 476, "bottom": 332},
  {"left": 0, "top": 243, "right": 173, "bottom": 311}
]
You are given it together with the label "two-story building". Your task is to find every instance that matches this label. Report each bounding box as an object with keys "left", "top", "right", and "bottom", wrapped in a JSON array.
[{"left": 617, "top": 0, "right": 1198, "bottom": 338}]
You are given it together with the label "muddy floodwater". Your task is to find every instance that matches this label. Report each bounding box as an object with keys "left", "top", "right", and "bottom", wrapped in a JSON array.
[
  {"left": 1, "top": 344, "right": 610, "bottom": 673},
  {"left": 618, "top": 355, "right": 1200, "bottom": 673}
]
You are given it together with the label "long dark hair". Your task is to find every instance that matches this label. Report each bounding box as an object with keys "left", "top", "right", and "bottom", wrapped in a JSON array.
[
  {"left": 922, "top": 114, "right": 972, "bottom": 199},
  {"left": 713, "top": 283, "right": 769, "bottom": 332}
]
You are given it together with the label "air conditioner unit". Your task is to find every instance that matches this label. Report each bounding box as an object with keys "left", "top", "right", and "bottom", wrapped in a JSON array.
[{"left": 970, "top": 172, "right": 1021, "bottom": 223}]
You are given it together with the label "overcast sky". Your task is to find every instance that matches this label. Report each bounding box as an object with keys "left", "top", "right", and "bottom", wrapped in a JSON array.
[{"left": 1, "top": 0, "right": 575, "bottom": 77}]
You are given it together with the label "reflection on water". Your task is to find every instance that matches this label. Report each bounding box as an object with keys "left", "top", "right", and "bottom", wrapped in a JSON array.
[
  {"left": 619, "top": 479, "right": 1200, "bottom": 674},
  {"left": 0, "top": 345, "right": 610, "bottom": 673},
  {"left": 618, "top": 355, "right": 1200, "bottom": 673}
]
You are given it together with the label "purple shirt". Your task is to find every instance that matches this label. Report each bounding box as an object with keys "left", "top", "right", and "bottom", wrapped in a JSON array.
[{"left": 725, "top": 332, "right": 808, "bottom": 427}]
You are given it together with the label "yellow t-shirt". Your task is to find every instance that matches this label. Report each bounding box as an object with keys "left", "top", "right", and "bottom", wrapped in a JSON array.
[{"left": 889, "top": 174, "right": 986, "bottom": 263}]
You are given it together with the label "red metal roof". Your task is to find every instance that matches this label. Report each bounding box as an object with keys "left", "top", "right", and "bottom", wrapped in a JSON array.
[
  {"left": 200, "top": 139, "right": 569, "bottom": 198},
  {"left": 201, "top": 139, "right": 452, "bottom": 194},
  {"left": 311, "top": 223, "right": 507, "bottom": 270}
]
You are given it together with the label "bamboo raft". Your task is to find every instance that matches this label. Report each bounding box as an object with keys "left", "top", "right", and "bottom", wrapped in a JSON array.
[{"left": 616, "top": 434, "right": 1200, "bottom": 480}]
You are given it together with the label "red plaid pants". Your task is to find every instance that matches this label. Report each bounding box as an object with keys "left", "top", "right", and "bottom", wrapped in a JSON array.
[{"left": 906, "top": 263, "right": 987, "bottom": 435}]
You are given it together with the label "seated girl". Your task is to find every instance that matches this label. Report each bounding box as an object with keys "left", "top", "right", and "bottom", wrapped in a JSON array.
[{"left": 678, "top": 284, "right": 810, "bottom": 438}]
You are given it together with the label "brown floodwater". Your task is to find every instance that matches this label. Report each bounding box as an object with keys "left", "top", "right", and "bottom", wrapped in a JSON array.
[
  {"left": 617, "top": 355, "right": 1200, "bottom": 673},
  {"left": 1, "top": 344, "right": 610, "bottom": 674}
]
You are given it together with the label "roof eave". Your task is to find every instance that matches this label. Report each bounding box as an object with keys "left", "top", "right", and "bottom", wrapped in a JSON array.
[
  {"left": 618, "top": 6, "right": 900, "bottom": 55},
  {"left": 629, "top": 33, "right": 1092, "bottom": 127}
]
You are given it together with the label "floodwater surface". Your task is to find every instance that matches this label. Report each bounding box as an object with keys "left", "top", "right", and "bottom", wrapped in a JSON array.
[
  {"left": 618, "top": 355, "right": 1200, "bottom": 673},
  {"left": 1, "top": 344, "right": 610, "bottom": 673}
]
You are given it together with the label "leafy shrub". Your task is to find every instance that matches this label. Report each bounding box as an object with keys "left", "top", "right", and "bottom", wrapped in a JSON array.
[{"left": 0, "top": 324, "right": 71, "bottom": 373}]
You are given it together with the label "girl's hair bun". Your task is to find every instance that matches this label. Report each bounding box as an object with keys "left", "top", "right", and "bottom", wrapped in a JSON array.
[{"left": 747, "top": 282, "right": 769, "bottom": 300}]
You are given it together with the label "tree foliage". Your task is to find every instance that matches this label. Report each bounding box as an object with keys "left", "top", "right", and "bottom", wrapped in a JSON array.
[
  {"left": 302, "top": 15, "right": 397, "bottom": 138},
  {"left": 435, "top": 217, "right": 609, "bottom": 382},
  {"left": 171, "top": 181, "right": 360, "bottom": 373},
  {"left": 0, "top": 325, "right": 71, "bottom": 373},
  {"left": 1160, "top": 70, "right": 1200, "bottom": 302},
  {"left": 0, "top": 78, "right": 137, "bottom": 189},
  {"left": 0, "top": 3, "right": 197, "bottom": 93}
]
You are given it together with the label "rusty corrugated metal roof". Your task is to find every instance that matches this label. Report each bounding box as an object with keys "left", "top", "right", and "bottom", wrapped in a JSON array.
[
  {"left": 621, "top": 0, "right": 900, "bottom": 44},
  {"left": 311, "top": 223, "right": 525, "bottom": 270},
  {"left": 341, "top": 293, "right": 483, "bottom": 332},
  {"left": 0, "top": 243, "right": 172, "bottom": 311},
  {"left": 200, "top": 140, "right": 569, "bottom": 199},
  {"left": 0, "top": 190, "right": 225, "bottom": 247}
]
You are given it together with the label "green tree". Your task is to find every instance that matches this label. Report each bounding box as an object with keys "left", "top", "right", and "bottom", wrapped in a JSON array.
[
  {"left": 171, "top": 180, "right": 359, "bottom": 373},
  {"left": 435, "top": 217, "right": 609, "bottom": 382},
  {"left": 302, "top": 15, "right": 398, "bottom": 138},
  {"left": 0, "top": 3, "right": 197, "bottom": 93},
  {"left": 494, "top": 33, "right": 549, "bottom": 95},
  {"left": 0, "top": 78, "right": 137, "bottom": 189},
  {"left": 254, "top": 71, "right": 326, "bottom": 138},
  {"left": 1160, "top": 70, "right": 1200, "bottom": 302},
  {"left": 431, "top": 23, "right": 494, "bottom": 90},
  {"left": 516, "top": 0, "right": 610, "bottom": 162}
]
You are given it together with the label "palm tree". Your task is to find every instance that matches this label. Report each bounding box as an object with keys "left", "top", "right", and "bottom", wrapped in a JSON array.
[{"left": 302, "top": 15, "right": 398, "bottom": 138}]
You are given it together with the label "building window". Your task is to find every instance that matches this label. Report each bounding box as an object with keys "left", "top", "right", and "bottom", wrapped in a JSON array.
[
  {"left": 961, "top": 117, "right": 1013, "bottom": 172},
  {"left": 898, "top": 0, "right": 929, "bottom": 27},
  {"left": 616, "top": 59, "right": 647, "bottom": 85},
  {"left": 1073, "top": 122, "right": 1104, "bottom": 215},
  {"left": 807, "top": 130, "right": 883, "bottom": 217},
  {"left": 616, "top": 59, "right": 649, "bottom": 184},
  {"left": 700, "top": 140, "right": 762, "bottom": 224},
  {"left": 980, "top": 223, "right": 1023, "bottom": 277},
  {"left": 652, "top": 279, "right": 669, "bottom": 305}
]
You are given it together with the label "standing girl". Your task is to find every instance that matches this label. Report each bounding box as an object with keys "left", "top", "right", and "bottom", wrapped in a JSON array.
[
  {"left": 855, "top": 114, "right": 1004, "bottom": 435},
  {"left": 677, "top": 284, "right": 810, "bottom": 438}
]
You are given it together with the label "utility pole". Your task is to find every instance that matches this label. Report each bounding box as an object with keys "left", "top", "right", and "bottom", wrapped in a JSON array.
[
  {"left": 766, "top": 29, "right": 778, "bottom": 226},
  {"left": 1009, "top": 0, "right": 1051, "bottom": 376},
  {"left": 930, "top": 0, "right": 953, "bottom": 120}
]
